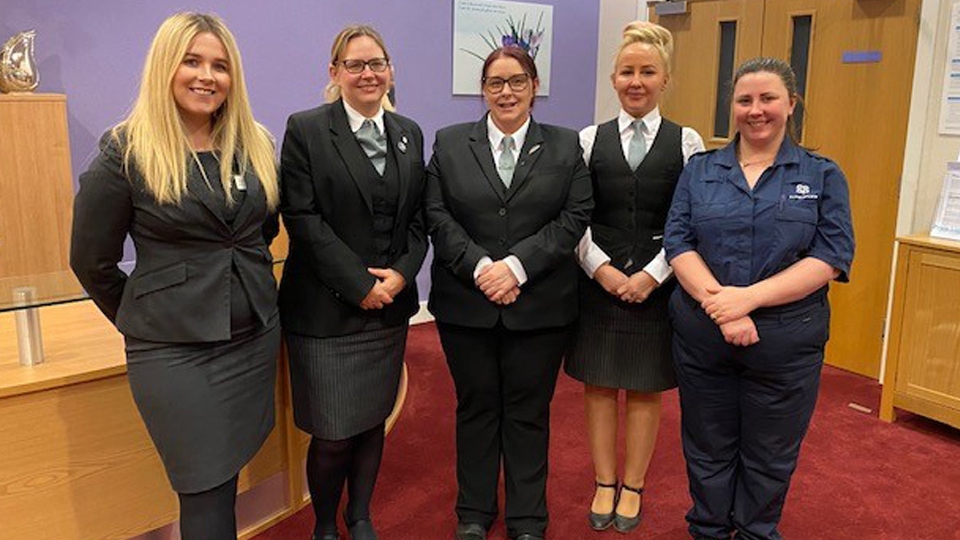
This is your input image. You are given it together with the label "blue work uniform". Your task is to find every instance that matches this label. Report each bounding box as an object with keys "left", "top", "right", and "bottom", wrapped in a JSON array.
[{"left": 664, "top": 136, "right": 854, "bottom": 540}]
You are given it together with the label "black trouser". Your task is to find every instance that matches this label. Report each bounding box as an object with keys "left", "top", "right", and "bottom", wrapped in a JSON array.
[
  {"left": 670, "top": 290, "right": 829, "bottom": 540},
  {"left": 438, "top": 321, "right": 568, "bottom": 539}
]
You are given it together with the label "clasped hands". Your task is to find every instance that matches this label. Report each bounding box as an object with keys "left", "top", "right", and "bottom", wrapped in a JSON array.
[
  {"left": 701, "top": 285, "right": 760, "bottom": 347},
  {"left": 594, "top": 264, "right": 658, "bottom": 304},
  {"left": 476, "top": 260, "right": 520, "bottom": 305},
  {"left": 359, "top": 267, "right": 405, "bottom": 310}
]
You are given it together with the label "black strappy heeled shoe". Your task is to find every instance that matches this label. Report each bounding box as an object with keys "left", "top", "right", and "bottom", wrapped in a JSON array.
[
  {"left": 613, "top": 484, "right": 644, "bottom": 533},
  {"left": 588, "top": 480, "right": 619, "bottom": 531}
]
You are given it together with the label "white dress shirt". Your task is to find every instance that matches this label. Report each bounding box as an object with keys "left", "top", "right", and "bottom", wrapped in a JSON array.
[
  {"left": 473, "top": 115, "right": 532, "bottom": 285},
  {"left": 577, "top": 107, "right": 705, "bottom": 282},
  {"left": 342, "top": 99, "right": 385, "bottom": 135}
]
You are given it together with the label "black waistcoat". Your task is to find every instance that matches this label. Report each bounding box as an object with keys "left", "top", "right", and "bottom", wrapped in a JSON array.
[
  {"left": 355, "top": 144, "right": 400, "bottom": 268},
  {"left": 589, "top": 118, "right": 683, "bottom": 272}
]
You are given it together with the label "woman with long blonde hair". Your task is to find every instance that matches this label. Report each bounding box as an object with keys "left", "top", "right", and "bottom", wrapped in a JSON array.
[{"left": 71, "top": 12, "right": 281, "bottom": 540}]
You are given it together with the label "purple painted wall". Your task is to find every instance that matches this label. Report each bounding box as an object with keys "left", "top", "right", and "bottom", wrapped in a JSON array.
[{"left": 1, "top": 1, "right": 599, "bottom": 300}]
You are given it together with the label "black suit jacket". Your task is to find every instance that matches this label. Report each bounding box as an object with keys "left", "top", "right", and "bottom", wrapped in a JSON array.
[
  {"left": 70, "top": 132, "right": 280, "bottom": 343},
  {"left": 278, "top": 100, "right": 427, "bottom": 337},
  {"left": 425, "top": 116, "right": 593, "bottom": 330}
]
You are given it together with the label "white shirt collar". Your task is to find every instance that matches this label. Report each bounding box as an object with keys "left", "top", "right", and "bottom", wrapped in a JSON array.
[
  {"left": 342, "top": 99, "right": 385, "bottom": 135},
  {"left": 487, "top": 114, "right": 531, "bottom": 153},
  {"left": 618, "top": 107, "right": 662, "bottom": 136}
]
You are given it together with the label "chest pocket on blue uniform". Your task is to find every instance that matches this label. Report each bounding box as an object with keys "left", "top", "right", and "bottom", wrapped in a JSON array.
[
  {"left": 775, "top": 176, "right": 820, "bottom": 252},
  {"left": 690, "top": 176, "right": 730, "bottom": 223}
]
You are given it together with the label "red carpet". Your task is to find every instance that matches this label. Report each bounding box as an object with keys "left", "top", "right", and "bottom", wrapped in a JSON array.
[{"left": 254, "top": 323, "right": 960, "bottom": 540}]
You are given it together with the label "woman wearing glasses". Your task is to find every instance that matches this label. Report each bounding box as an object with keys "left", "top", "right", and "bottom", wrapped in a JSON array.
[
  {"left": 279, "top": 25, "right": 426, "bottom": 540},
  {"left": 425, "top": 46, "right": 592, "bottom": 540}
]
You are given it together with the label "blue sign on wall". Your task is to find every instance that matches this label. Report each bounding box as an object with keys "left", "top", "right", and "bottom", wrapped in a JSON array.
[{"left": 842, "top": 51, "right": 882, "bottom": 64}]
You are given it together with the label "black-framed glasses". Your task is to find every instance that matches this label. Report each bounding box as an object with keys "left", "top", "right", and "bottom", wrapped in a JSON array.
[
  {"left": 338, "top": 57, "right": 390, "bottom": 74},
  {"left": 483, "top": 73, "right": 530, "bottom": 93}
]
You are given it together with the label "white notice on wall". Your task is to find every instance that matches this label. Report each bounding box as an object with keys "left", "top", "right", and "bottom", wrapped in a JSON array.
[
  {"left": 938, "top": 2, "right": 960, "bottom": 135},
  {"left": 931, "top": 161, "right": 960, "bottom": 241}
]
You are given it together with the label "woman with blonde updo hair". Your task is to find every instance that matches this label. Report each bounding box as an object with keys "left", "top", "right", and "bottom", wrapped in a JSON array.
[
  {"left": 565, "top": 20, "right": 704, "bottom": 533},
  {"left": 71, "top": 12, "right": 281, "bottom": 540},
  {"left": 279, "top": 24, "right": 427, "bottom": 540}
]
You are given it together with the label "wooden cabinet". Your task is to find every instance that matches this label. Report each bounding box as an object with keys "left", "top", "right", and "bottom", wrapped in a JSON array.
[{"left": 880, "top": 234, "right": 960, "bottom": 428}]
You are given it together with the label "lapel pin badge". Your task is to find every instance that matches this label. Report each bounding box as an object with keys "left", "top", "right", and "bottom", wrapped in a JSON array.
[
  {"left": 233, "top": 174, "right": 247, "bottom": 191},
  {"left": 528, "top": 144, "right": 541, "bottom": 155},
  {"left": 397, "top": 137, "right": 407, "bottom": 153}
]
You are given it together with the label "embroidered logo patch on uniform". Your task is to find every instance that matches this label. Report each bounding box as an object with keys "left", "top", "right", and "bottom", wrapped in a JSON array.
[{"left": 789, "top": 183, "right": 818, "bottom": 200}]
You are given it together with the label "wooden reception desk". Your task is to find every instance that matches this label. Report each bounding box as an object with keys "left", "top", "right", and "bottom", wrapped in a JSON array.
[{"left": 0, "top": 300, "right": 307, "bottom": 540}]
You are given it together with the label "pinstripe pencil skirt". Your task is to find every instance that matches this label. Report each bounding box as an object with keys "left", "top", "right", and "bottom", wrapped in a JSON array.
[
  {"left": 286, "top": 318, "right": 407, "bottom": 440},
  {"left": 565, "top": 277, "right": 676, "bottom": 392}
]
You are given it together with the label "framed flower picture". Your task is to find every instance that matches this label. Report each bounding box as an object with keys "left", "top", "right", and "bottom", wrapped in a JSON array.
[{"left": 453, "top": 0, "right": 553, "bottom": 96}]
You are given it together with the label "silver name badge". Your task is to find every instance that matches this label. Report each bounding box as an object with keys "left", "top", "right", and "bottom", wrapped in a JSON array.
[{"left": 233, "top": 174, "right": 247, "bottom": 191}]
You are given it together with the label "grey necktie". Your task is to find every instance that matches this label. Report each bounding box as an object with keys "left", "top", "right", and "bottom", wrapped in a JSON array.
[
  {"left": 498, "top": 135, "right": 516, "bottom": 188},
  {"left": 356, "top": 119, "right": 387, "bottom": 176},
  {"left": 627, "top": 119, "right": 646, "bottom": 171}
]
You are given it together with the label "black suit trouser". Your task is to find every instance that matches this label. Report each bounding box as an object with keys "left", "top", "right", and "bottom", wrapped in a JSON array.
[{"left": 437, "top": 321, "right": 569, "bottom": 538}]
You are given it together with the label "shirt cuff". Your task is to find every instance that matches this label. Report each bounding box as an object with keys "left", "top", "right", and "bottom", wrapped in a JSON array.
[
  {"left": 576, "top": 228, "right": 612, "bottom": 278},
  {"left": 503, "top": 255, "right": 528, "bottom": 286},
  {"left": 473, "top": 256, "right": 493, "bottom": 281},
  {"left": 641, "top": 249, "right": 673, "bottom": 284}
]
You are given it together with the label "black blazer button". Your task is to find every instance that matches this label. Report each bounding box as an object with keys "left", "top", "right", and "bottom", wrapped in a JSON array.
[
  {"left": 498, "top": 207, "right": 507, "bottom": 217},
  {"left": 498, "top": 237, "right": 506, "bottom": 246}
]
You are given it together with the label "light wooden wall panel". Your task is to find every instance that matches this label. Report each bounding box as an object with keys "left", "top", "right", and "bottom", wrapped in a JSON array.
[{"left": 0, "top": 94, "right": 75, "bottom": 282}]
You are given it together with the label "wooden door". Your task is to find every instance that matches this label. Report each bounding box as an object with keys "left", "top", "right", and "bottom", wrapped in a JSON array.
[
  {"left": 653, "top": 0, "right": 764, "bottom": 150},
  {"left": 655, "top": 0, "right": 921, "bottom": 377},
  {"left": 762, "top": 0, "right": 920, "bottom": 377}
]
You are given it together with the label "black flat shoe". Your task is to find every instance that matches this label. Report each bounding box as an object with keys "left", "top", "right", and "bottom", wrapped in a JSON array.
[
  {"left": 514, "top": 534, "right": 545, "bottom": 540},
  {"left": 455, "top": 522, "right": 487, "bottom": 540},
  {"left": 588, "top": 480, "right": 619, "bottom": 531},
  {"left": 613, "top": 484, "right": 644, "bottom": 533},
  {"left": 347, "top": 519, "right": 378, "bottom": 540},
  {"left": 312, "top": 533, "right": 340, "bottom": 540}
]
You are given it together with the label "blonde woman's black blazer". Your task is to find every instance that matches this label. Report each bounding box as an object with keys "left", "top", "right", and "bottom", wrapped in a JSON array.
[{"left": 71, "top": 132, "right": 280, "bottom": 343}]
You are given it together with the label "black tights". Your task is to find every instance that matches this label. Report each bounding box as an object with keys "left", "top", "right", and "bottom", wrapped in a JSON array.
[
  {"left": 178, "top": 474, "right": 238, "bottom": 540},
  {"left": 307, "top": 423, "right": 385, "bottom": 536}
]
